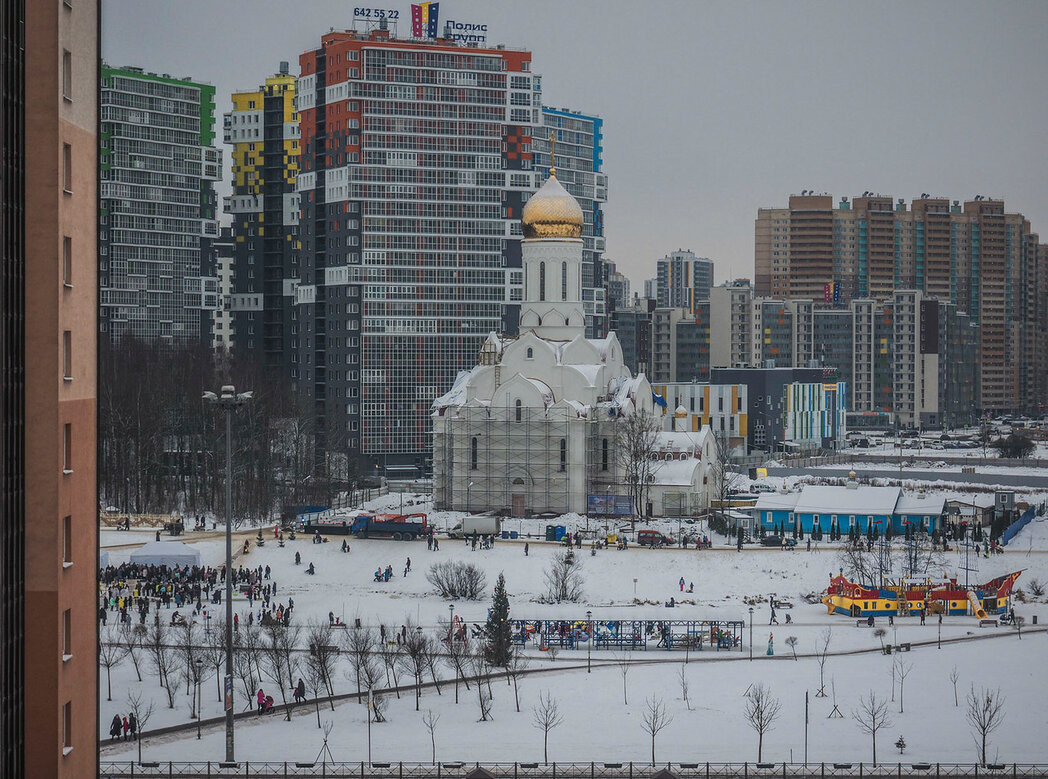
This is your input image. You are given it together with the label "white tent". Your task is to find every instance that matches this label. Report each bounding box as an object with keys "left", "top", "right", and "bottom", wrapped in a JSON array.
[
  {"left": 98, "top": 549, "right": 110, "bottom": 568},
  {"left": 129, "top": 540, "right": 201, "bottom": 568}
]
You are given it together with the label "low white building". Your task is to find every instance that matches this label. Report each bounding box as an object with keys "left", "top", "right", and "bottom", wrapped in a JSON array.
[{"left": 432, "top": 167, "right": 716, "bottom": 517}]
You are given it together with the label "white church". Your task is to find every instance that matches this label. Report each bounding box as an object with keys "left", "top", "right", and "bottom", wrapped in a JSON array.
[{"left": 431, "top": 163, "right": 717, "bottom": 519}]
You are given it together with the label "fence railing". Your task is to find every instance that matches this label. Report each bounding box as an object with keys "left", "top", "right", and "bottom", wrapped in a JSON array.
[{"left": 97, "top": 762, "right": 1048, "bottom": 779}]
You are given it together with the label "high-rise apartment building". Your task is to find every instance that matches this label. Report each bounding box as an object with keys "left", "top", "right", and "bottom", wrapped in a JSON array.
[
  {"left": 211, "top": 226, "right": 235, "bottom": 352},
  {"left": 224, "top": 65, "right": 300, "bottom": 371},
  {"left": 604, "top": 261, "right": 630, "bottom": 312},
  {"left": 535, "top": 107, "right": 607, "bottom": 336},
  {"left": 295, "top": 27, "right": 537, "bottom": 475},
  {"left": 2, "top": 1, "right": 98, "bottom": 775},
  {"left": 755, "top": 193, "right": 1048, "bottom": 414},
  {"left": 655, "top": 249, "right": 713, "bottom": 311},
  {"left": 99, "top": 66, "right": 222, "bottom": 344}
]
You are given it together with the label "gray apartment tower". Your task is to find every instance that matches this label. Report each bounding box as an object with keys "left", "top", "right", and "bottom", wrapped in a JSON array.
[{"left": 100, "top": 66, "right": 222, "bottom": 344}]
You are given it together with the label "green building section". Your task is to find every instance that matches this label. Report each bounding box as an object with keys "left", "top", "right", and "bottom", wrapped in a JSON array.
[{"left": 101, "top": 64, "right": 216, "bottom": 146}]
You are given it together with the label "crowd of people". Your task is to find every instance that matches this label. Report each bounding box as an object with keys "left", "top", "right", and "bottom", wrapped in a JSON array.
[{"left": 107, "top": 712, "right": 137, "bottom": 742}]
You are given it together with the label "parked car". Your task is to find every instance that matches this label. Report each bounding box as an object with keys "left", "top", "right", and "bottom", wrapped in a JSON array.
[
  {"left": 637, "top": 529, "right": 674, "bottom": 547},
  {"left": 760, "top": 535, "right": 796, "bottom": 548}
]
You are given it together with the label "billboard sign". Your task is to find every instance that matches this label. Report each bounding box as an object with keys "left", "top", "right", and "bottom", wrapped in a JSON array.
[{"left": 587, "top": 495, "right": 633, "bottom": 516}]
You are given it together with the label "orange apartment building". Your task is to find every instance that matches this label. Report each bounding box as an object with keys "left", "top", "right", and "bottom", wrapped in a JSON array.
[{"left": 1, "top": 1, "right": 99, "bottom": 776}]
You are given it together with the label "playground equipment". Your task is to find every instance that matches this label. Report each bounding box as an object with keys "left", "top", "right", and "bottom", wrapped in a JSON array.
[
  {"left": 511, "top": 618, "right": 743, "bottom": 652},
  {"left": 822, "top": 570, "right": 1022, "bottom": 619}
]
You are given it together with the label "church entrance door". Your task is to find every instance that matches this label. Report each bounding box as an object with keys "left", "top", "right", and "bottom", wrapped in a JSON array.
[{"left": 512, "top": 494, "right": 525, "bottom": 517}]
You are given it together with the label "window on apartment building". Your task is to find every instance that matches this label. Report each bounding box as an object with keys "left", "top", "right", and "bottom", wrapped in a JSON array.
[
  {"left": 62, "top": 609, "right": 72, "bottom": 659},
  {"left": 63, "top": 237, "right": 73, "bottom": 287},
  {"left": 62, "top": 50, "right": 72, "bottom": 100},
  {"left": 63, "top": 423, "right": 72, "bottom": 473},
  {"left": 63, "top": 516, "right": 72, "bottom": 565},
  {"left": 62, "top": 144, "right": 73, "bottom": 192},
  {"left": 63, "top": 702, "right": 73, "bottom": 754},
  {"left": 718, "top": 396, "right": 723, "bottom": 412},
  {"left": 63, "top": 331, "right": 72, "bottom": 380}
]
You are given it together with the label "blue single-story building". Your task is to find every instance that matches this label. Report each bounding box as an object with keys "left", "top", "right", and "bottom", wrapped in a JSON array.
[{"left": 753, "top": 484, "right": 944, "bottom": 535}]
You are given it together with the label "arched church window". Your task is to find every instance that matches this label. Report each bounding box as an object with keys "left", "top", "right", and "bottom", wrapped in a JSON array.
[
  {"left": 526, "top": 347, "right": 533, "bottom": 359},
  {"left": 559, "top": 438, "right": 567, "bottom": 471},
  {"left": 470, "top": 437, "right": 478, "bottom": 470},
  {"left": 601, "top": 438, "right": 609, "bottom": 471},
  {"left": 561, "top": 262, "right": 568, "bottom": 300},
  {"left": 539, "top": 262, "right": 546, "bottom": 301},
  {"left": 515, "top": 399, "right": 522, "bottom": 422}
]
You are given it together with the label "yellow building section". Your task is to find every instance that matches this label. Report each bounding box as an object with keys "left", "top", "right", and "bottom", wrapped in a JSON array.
[{"left": 230, "top": 73, "right": 299, "bottom": 193}]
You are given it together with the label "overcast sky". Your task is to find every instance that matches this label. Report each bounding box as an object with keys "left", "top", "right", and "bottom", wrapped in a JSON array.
[{"left": 103, "top": 0, "right": 1048, "bottom": 288}]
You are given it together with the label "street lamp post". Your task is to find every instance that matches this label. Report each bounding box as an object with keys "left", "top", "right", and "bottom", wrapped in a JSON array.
[
  {"left": 203, "top": 384, "right": 252, "bottom": 764},
  {"left": 748, "top": 607, "right": 754, "bottom": 661},
  {"left": 586, "top": 610, "right": 592, "bottom": 673},
  {"left": 194, "top": 658, "right": 204, "bottom": 739},
  {"left": 448, "top": 603, "right": 455, "bottom": 641}
]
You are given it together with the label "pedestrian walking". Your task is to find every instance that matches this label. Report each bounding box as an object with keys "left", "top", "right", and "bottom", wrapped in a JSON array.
[
  {"left": 256, "top": 688, "right": 266, "bottom": 715},
  {"left": 678, "top": 577, "right": 685, "bottom": 592},
  {"left": 128, "top": 712, "right": 137, "bottom": 740},
  {"left": 122, "top": 715, "right": 130, "bottom": 741},
  {"left": 524, "top": 542, "right": 529, "bottom": 556},
  {"left": 770, "top": 606, "right": 778, "bottom": 625},
  {"left": 109, "top": 714, "right": 122, "bottom": 742}
]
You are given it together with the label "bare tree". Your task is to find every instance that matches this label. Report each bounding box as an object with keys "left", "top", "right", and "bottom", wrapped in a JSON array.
[
  {"left": 399, "top": 622, "right": 433, "bottom": 711},
  {"left": 814, "top": 628, "right": 832, "bottom": 697},
  {"left": 853, "top": 690, "right": 893, "bottom": 766},
  {"left": 836, "top": 544, "right": 880, "bottom": 588},
  {"left": 360, "top": 654, "right": 387, "bottom": 722},
  {"left": 233, "top": 625, "right": 263, "bottom": 711},
  {"left": 744, "top": 682, "right": 782, "bottom": 762},
  {"left": 126, "top": 690, "right": 155, "bottom": 764},
  {"left": 146, "top": 621, "right": 181, "bottom": 708},
  {"left": 117, "top": 622, "right": 146, "bottom": 682},
  {"left": 785, "top": 635, "right": 798, "bottom": 660},
  {"left": 261, "top": 623, "right": 300, "bottom": 720},
  {"left": 615, "top": 652, "right": 632, "bottom": 705},
  {"left": 306, "top": 621, "right": 338, "bottom": 707},
  {"left": 531, "top": 691, "right": 563, "bottom": 764},
  {"left": 543, "top": 550, "right": 584, "bottom": 603},
  {"left": 641, "top": 695, "right": 674, "bottom": 765},
  {"left": 426, "top": 561, "right": 487, "bottom": 600},
  {"left": 874, "top": 627, "right": 887, "bottom": 650},
  {"left": 422, "top": 709, "right": 440, "bottom": 765},
  {"left": 379, "top": 638, "right": 403, "bottom": 699},
  {"left": 98, "top": 628, "right": 128, "bottom": 702},
  {"left": 966, "top": 686, "right": 1006, "bottom": 766},
  {"left": 506, "top": 648, "right": 530, "bottom": 712},
  {"left": 470, "top": 654, "right": 493, "bottom": 721},
  {"left": 439, "top": 622, "right": 472, "bottom": 704},
  {"left": 614, "top": 410, "right": 663, "bottom": 528},
  {"left": 678, "top": 662, "right": 692, "bottom": 711},
  {"left": 949, "top": 666, "right": 961, "bottom": 707},
  {"left": 709, "top": 428, "right": 743, "bottom": 533},
  {"left": 344, "top": 625, "right": 377, "bottom": 701},
  {"left": 894, "top": 659, "right": 913, "bottom": 713}
]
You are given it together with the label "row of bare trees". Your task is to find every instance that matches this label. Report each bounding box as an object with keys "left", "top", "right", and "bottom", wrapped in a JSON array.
[{"left": 99, "top": 339, "right": 357, "bottom": 522}]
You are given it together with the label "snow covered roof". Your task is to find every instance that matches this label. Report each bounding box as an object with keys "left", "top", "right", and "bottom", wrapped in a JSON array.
[
  {"left": 656, "top": 429, "right": 711, "bottom": 453},
  {"left": 431, "top": 369, "right": 476, "bottom": 410},
  {"left": 525, "top": 377, "right": 554, "bottom": 406},
  {"left": 569, "top": 363, "right": 603, "bottom": 387},
  {"left": 755, "top": 485, "right": 902, "bottom": 515},
  {"left": 794, "top": 485, "right": 900, "bottom": 515},
  {"left": 129, "top": 540, "right": 201, "bottom": 567},
  {"left": 896, "top": 492, "right": 946, "bottom": 516},
  {"left": 651, "top": 458, "right": 701, "bottom": 486}
]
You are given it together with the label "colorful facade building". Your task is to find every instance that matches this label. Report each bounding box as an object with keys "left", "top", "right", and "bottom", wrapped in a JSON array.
[
  {"left": 295, "top": 27, "right": 538, "bottom": 475},
  {"left": 224, "top": 65, "right": 300, "bottom": 374},
  {"left": 99, "top": 66, "right": 222, "bottom": 345}
]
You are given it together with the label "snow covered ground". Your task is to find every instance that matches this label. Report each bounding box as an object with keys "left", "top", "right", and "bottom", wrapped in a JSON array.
[{"left": 98, "top": 499, "right": 1048, "bottom": 765}]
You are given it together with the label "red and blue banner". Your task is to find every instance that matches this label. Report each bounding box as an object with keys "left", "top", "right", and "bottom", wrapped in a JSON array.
[{"left": 411, "top": 2, "right": 439, "bottom": 38}]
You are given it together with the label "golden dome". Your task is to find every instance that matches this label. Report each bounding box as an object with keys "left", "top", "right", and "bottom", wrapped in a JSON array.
[{"left": 521, "top": 173, "right": 584, "bottom": 239}]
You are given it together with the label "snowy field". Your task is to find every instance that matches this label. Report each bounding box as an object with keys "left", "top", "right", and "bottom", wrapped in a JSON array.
[{"left": 98, "top": 503, "right": 1048, "bottom": 765}]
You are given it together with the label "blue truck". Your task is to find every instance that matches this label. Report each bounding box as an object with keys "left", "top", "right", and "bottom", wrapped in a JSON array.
[{"left": 349, "top": 513, "right": 430, "bottom": 541}]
